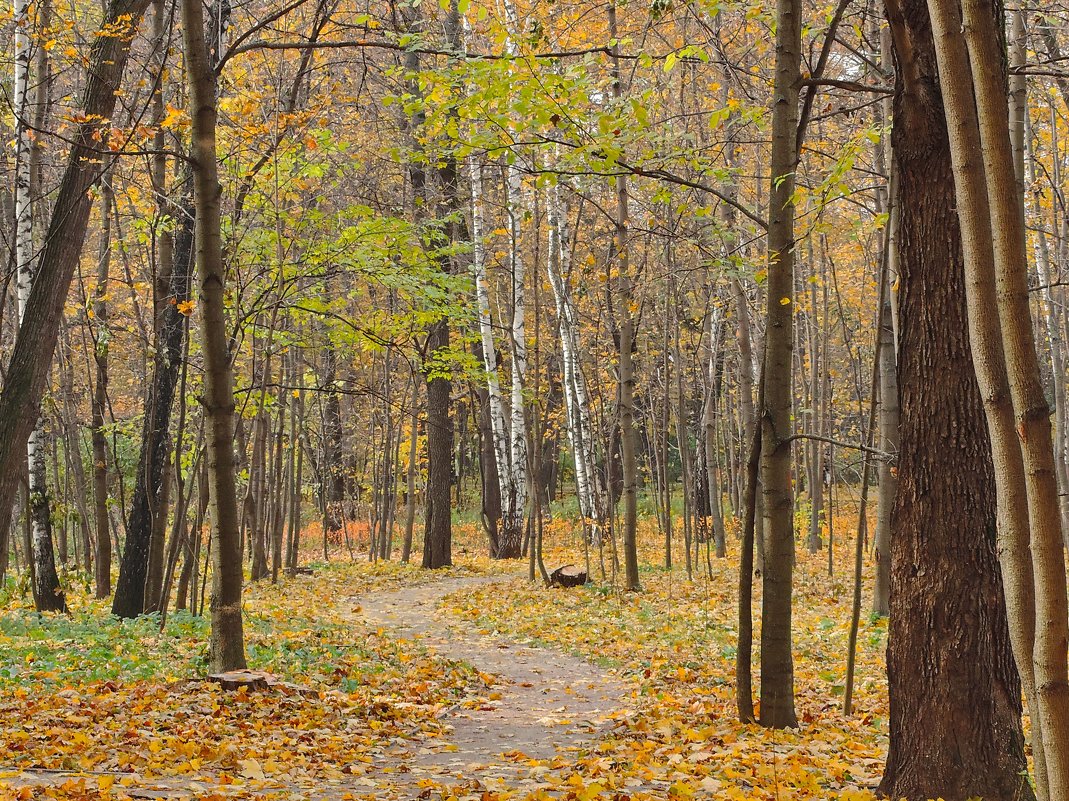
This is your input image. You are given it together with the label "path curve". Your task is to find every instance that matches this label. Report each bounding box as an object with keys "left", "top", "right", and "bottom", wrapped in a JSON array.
[{"left": 350, "top": 575, "right": 628, "bottom": 791}]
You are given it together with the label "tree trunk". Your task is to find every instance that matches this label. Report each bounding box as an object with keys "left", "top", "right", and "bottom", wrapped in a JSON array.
[
  {"left": 954, "top": 0, "right": 1069, "bottom": 790},
  {"left": 872, "top": 278, "right": 898, "bottom": 616},
  {"left": 401, "top": 377, "right": 420, "bottom": 564},
  {"left": 112, "top": 185, "right": 195, "bottom": 617},
  {"left": 321, "top": 343, "right": 345, "bottom": 538},
  {"left": 544, "top": 167, "right": 602, "bottom": 541},
  {"left": 878, "top": 0, "right": 1032, "bottom": 794},
  {"left": 498, "top": 0, "right": 529, "bottom": 560},
  {"left": 15, "top": 0, "right": 64, "bottom": 613},
  {"left": 470, "top": 156, "right": 513, "bottom": 557},
  {"left": 89, "top": 164, "right": 115, "bottom": 600},
  {"left": 872, "top": 25, "right": 898, "bottom": 616},
  {"left": 182, "top": 0, "right": 246, "bottom": 671},
  {"left": 608, "top": 0, "right": 640, "bottom": 593},
  {"left": 402, "top": 0, "right": 455, "bottom": 570},
  {"left": 758, "top": 0, "right": 801, "bottom": 728}
]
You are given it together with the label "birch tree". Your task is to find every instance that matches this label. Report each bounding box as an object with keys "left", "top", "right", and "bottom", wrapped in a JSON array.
[
  {"left": 469, "top": 155, "right": 515, "bottom": 557},
  {"left": 544, "top": 173, "right": 602, "bottom": 542},
  {"left": 498, "top": 0, "right": 529, "bottom": 559},
  {"left": 14, "top": 0, "right": 65, "bottom": 613}
]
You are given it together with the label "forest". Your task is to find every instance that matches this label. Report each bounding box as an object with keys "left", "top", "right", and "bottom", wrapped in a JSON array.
[{"left": 0, "top": 0, "right": 1066, "bottom": 796}]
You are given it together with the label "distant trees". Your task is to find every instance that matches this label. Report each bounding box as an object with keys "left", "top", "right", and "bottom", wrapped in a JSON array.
[{"left": 4, "top": 9, "right": 1069, "bottom": 786}]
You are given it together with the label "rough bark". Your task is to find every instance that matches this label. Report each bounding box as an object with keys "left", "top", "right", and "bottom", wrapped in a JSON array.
[
  {"left": 878, "top": 0, "right": 1032, "bottom": 795},
  {"left": 956, "top": 0, "right": 1069, "bottom": 790}
]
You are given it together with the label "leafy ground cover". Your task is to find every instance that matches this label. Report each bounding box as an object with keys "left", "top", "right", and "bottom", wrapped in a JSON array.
[
  {"left": 443, "top": 522, "right": 890, "bottom": 801},
  {"left": 0, "top": 516, "right": 953, "bottom": 801},
  {"left": 0, "top": 559, "right": 498, "bottom": 800}
]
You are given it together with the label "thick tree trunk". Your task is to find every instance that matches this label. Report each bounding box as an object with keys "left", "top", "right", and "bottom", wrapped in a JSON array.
[
  {"left": 955, "top": 0, "right": 1069, "bottom": 789},
  {"left": 878, "top": 0, "right": 1032, "bottom": 795}
]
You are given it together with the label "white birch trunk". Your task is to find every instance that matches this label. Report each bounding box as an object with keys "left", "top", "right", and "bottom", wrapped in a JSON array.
[
  {"left": 15, "top": 0, "right": 64, "bottom": 611},
  {"left": 470, "top": 155, "right": 515, "bottom": 540},
  {"left": 500, "top": 0, "right": 528, "bottom": 553},
  {"left": 545, "top": 174, "right": 601, "bottom": 539}
]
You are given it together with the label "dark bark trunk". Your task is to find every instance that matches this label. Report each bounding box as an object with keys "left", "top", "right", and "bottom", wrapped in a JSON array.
[
  {"left": 112, "top": 190, "right": 194, "bottom": 618},
  {"left": 183, "top": 0, "right": 246, "bottom": 672},
  {"left": 878, "top": 0, "right": 1032, "bottom": 795},
  {"left": 422, "top": 320, "right": 453, "bottom": 569},
  {"left": 759, "top": 0, "right": 801, "bottom": 729},
  {"left": 473, "top": 377, "right": 503, "bottom": 557}
]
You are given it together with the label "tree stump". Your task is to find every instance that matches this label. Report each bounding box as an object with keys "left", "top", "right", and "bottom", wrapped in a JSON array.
[
  {"left": 207, "top": 669, "right": 319, "bottom": 697},
  {"left": 550, "top": 564, "right": 587, "bottom": 588},
  {"left": 208, "top": 669, "right": 272, "bottom": 691}
]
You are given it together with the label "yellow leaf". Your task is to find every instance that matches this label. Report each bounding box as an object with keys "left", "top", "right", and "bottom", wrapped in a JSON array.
[
  {"left": 161, "top": 103, "right": 190, "bottom": 131},
  {"left": 779, "top": 296, "right": 791, "bottom": 305},
  {"left": 239, "top": 758, "right": 266, "bottom": 781}
]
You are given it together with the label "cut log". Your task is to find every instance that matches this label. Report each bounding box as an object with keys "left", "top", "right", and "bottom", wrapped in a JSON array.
[{"left": 549, "top": 564, "right": 587, "bottom": 588}]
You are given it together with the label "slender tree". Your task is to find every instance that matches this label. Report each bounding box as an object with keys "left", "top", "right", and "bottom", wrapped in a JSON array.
[
  {"left": 757, "top": 0, "right": 801, "bottom": 728},
  {"left": 182, "top": 0, "right": 247, "bottom": 671}
]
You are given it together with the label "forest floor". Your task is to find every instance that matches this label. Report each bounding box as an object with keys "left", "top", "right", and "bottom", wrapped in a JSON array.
[{"left": 0, "top": 521, "right": 896, "bottom": 800}]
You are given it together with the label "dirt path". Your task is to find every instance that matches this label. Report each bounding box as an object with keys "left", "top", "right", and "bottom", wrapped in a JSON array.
[
  {"left": 349, "top": 575, "right": 630, "bottom": 795},
  {"left": 0, "top": 574, "right": 630, "bottom": 800}
]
